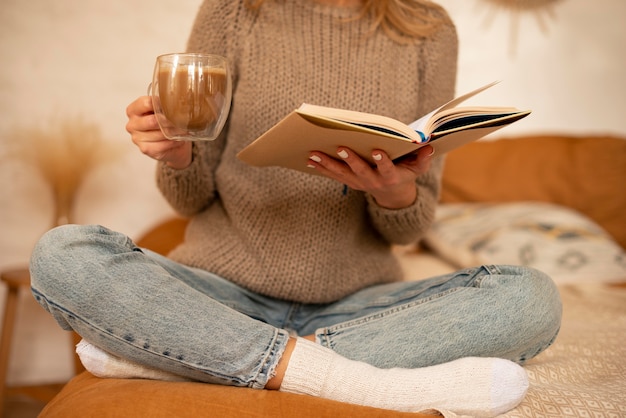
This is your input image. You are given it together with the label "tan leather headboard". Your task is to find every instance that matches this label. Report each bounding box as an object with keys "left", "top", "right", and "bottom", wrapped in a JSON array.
[
  {"left": 136, "top": 217, "right": 188, "bottom": 256},
  {"left": 441, "top": 135, "right": 626, "bottom": 249}
]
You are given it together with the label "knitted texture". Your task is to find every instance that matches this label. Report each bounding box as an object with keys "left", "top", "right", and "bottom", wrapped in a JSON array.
[
  {"left": 157, "top": 0, "right": 458, "bottom": 303},
  {"left": 279, "top": 338, "right": 529, "bottom": 416}
]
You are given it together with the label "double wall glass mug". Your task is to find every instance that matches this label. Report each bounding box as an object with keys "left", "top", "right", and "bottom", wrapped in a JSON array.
[{"left": 148, "top": 53, "right": 232, "bottom": 141}]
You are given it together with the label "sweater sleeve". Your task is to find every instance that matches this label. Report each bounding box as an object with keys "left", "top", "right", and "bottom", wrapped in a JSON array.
[
  {"left": 366, "top": 12, "right": 458, "bottom": 245},
  {"left": 155, "top": 0, "right": 243, "bottom": 216},
  {"left": 365, "top": 156, "right": 443, "bottom": 245},
  {"left": 155, "top": 140, "right": 222, "bottom": 217}
]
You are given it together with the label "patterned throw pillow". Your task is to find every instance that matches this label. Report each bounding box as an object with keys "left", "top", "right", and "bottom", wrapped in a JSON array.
[{"left": 424, "top": 202, "right": 626, "bottom": 284}]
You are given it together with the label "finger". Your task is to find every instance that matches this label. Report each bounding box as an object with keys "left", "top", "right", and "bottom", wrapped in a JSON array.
[
  {"left": 126, "top": 98, "right": 155, "bottom": 133},
  {"left": 137, "top": 113, "right": 161, "bottom": 133},
  {"left": 126, "top": 96, "right": 153, "bottom": 118},
  {"left": 307, "top": 152, "right": 354, "bottom": 183},
  {"left": 371, "top": 150, "right": 395, "bottom": 178},
  {"left": 416, "top": 145, "right": 435, "bottom": 171},
  {"left": 126, "top": 110, "right": 161, "bottom": 138},
  {"left": 395, "top": 145, "right": 434, "bottom": 175},
  {"left": 132, "top": 129, "right": 168, "bottom": 147},
  {"left": 136, "top": 135, "right": 184, "bottom": 160},
  {"left": 335, "top": 147, "right": 377, "bottom": 180}
]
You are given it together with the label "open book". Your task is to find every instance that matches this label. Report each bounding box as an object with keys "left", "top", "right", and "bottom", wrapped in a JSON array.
[{"left": 237, "top": 81, "right": 531, "bottom": 173}]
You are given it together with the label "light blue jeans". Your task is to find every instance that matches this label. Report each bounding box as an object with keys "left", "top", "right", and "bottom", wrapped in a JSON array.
[{"left": 30, "top": 224, "right": 562, "bottom": 389}]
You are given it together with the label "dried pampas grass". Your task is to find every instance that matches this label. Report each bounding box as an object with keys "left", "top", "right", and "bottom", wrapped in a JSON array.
[{"left": 2, "top": 118, "right": 125, "bottom": 227}]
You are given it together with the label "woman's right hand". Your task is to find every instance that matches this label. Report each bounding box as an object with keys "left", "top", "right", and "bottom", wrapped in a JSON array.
[{"left": 125, "top": 96, "right": 193, "bottom": 169}]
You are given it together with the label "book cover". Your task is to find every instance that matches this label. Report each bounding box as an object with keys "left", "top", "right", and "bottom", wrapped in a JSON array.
[{"left": 237, "top": 82, "right": 530, "bottom": 173}]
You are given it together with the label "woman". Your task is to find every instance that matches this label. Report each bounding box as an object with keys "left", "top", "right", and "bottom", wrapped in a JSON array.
[{"left": 30, "top": 0, "right": 562, "bottom": 416}]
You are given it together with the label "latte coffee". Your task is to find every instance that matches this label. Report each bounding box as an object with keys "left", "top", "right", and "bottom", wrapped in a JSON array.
[
  {"left": 151, "top": 53, "right": 231, "bottom": 141},
  {"left": 157, "top": 66, "right": 228, "bottom": 132}
]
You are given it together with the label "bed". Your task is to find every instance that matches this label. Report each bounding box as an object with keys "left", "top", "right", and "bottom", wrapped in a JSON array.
[{"left": 39, "top": 134, "right": 626, "bottom": 417}]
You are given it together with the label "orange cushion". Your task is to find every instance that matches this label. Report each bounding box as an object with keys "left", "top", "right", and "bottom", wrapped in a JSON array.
[
  {"left": 39, "top": 372, "right": 437, "bottom": 418},
  {"left": 135, "top": 217, "right": 189, "bottom": 255},
  {"left": 440, "top": 135, "right": 626, "bottom": 249}
]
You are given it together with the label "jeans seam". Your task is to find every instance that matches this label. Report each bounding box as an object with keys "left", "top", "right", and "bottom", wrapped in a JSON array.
[
  {"left": 320, "top": 286, "right": 463, "bottom": 338},
  {"left": 32, "top": 287, "right": 258, "bottom": 386},
  {"left": 249, "top": 328, "right": 289, "bottom": 389}
]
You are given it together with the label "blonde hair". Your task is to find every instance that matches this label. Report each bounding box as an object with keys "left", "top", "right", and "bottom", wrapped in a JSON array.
[{"left": 245, "top": 0, "right": 448, "bottom": 43}]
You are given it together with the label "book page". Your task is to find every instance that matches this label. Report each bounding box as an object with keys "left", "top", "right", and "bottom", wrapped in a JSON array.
[
  {"left": 297, "top": 104, "right": 420, "bottom": 142},
  {"left": 408, "top": 81, "right": 501, "bottom": 135},
  {"left": 430, "top": 107, "right": 520, "bottom": 130},
  {"left": 431, "top": 111, "right": 530, "bottom": 136}
]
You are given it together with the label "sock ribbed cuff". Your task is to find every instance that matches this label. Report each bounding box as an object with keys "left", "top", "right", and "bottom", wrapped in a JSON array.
[{"left": 278, "top": 338, "right": 333, "bottom": 397}]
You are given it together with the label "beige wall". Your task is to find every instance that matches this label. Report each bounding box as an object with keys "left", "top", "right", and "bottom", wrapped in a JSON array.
[
  {"left": 439, "top": 0, "right": 626, "bottom": 135},
  {"left": 0, "top": 0, "right": 624, "bottom": 385}
]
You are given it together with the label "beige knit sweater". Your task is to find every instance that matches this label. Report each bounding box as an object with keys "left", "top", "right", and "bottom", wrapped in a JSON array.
[{"left": 157, "top": 0, "right": 458, "bottom": 303}]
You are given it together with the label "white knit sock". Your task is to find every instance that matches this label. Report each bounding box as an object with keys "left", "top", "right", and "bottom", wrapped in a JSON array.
[
  {"left": 76, "top": 339, "right": 190, "bottom": 382},
  {"left": 279, "top": 338, "right": 528, "bottom": 417}
]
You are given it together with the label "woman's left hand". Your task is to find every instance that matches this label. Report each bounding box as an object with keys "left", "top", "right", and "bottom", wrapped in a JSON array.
[{"left": 307, "top": 145, "right": 434, "bottom": 209}]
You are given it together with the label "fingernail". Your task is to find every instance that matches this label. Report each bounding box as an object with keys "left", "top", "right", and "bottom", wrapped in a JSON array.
[
  {"left": 337, "top": 150, "right": 349, "bottom": 159},
  {"left": 373, "top": 153, "right": 382, "bottom": 161},
  {"left": 309, "top": 155, "right": 322, "bottom": 163},
  {"left": 307, "top": 164, "right": 316, "bottom": 169}
]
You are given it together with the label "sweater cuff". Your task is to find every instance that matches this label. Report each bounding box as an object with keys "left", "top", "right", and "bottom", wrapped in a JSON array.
[
  {"left": 156, "top": 143, "right": 213, "bottom": 208},
  {"left": 158, "top": 141, "right": 198, "bottom": 172},
  {"left": 365, "top": 187, "right": 437, "bottom": 245}
]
